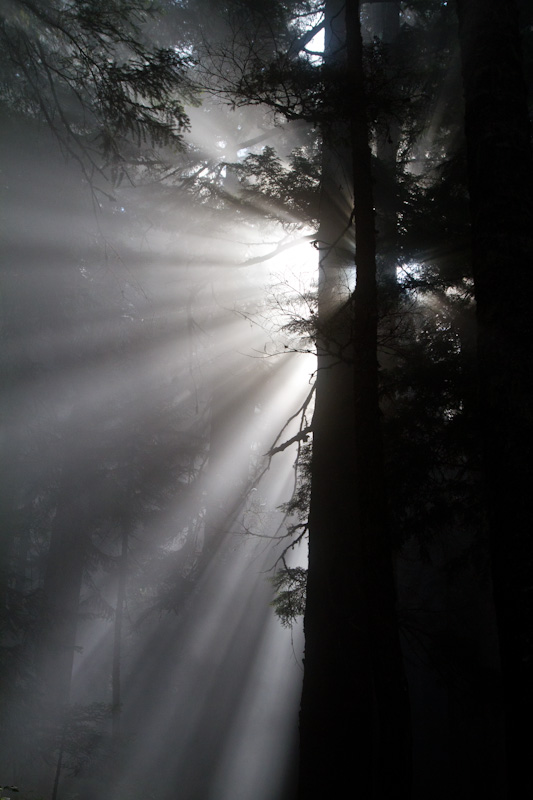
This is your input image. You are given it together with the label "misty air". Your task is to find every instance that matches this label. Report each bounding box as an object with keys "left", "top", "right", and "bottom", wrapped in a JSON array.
[{"left": 1, "top": 2, "right": 532, "bottom": 800}]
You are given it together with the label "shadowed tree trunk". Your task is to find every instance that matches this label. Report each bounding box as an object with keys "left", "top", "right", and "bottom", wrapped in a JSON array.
[
  {"left": 347, "top": 1, "right": 411, "bottom": 793},
  {"left": 38, "top": 456, "right": 90, "bottom": 800},
  {"left": 456, "top": 0, "right": 533, "bottom": 795},
  {"left": 298, "top": 1, "right": 410, "bottom": 797},
  {"left": 298, "top": 3, "right": 372, "bottom": 793},
  {"left": 40, "top": 479, "right": 88, "bottom": 712},
  {"left": 363, "top": 0, "right": 401, "bottom": 288},
  {"left": 112, "top": 519, "right": 129, "bottom": 739}
]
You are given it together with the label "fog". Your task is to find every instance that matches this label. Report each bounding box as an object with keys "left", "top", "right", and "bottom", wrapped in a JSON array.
[
  {"left": 3, "top": 1, "right": 522, "bottom": 797},
  {"left": 1, "top": 88, "right": 313, "bottom": 800}
]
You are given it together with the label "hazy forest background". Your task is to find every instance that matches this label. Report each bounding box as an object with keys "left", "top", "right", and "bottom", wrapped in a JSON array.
[{"left": 1, "top": 1, "right": 532, "bottom": 799}]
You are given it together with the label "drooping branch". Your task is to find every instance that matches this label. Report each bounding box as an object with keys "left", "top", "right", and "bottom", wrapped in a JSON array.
[{"left": 266, "top": 426, "right": 312, "bottom": 457}]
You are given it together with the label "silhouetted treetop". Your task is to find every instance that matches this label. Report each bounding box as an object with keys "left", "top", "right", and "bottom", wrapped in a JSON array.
[{"left": 0, "top": 0, "right": 198, "bottom": 186}]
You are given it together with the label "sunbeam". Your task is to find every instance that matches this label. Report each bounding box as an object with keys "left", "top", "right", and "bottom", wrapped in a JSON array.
[{"left": 1, "top": 38, "right": 314, "bottom": 797}]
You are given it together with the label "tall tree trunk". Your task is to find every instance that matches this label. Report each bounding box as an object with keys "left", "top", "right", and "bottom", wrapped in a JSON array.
[
  {"left": 50, "top": 726, "right": 66, "bottom": 800},
  {"left": 363, "top": 0, "right": 401, "bottom": 289},
  {"left": 298, "top": 2, "right": 410, "bottom": 797},
  {"left": 455, "top": 0, "right": 533, "bottom": 795},
  {"left": 298, "top": 2, "right": 372, "bottom": 794},
  {"left": 38, "top": 469, "right": 88, "bottom": 800},
  {"left": 347, "top": 1, "right": 411, "bottom": 793},
  {"left": 112, "top": 521, "right": 129, "bottom": 739},
  {"left": 40, "top": 491, "right": 86, "bottom": 712}
]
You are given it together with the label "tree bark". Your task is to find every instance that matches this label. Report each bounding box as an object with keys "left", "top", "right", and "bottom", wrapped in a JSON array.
[
  {"left": 298, "top": 2, "right": 410, "bottom": 797},
  {"left": 347, "top": 1, "right": 411, "bottom": 793},
  {"left": 298, "top": 2, "right": 372, "bottom": 793}
]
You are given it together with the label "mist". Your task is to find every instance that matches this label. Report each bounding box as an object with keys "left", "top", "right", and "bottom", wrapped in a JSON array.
[
  {"left": 3, "top": 1, "right": 531, "bottom": 798},
  {"left": 1, "top": 46, "right": 314, "bottom": 798}
]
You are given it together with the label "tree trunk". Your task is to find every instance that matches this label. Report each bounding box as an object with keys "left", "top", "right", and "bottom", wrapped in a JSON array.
[
  {"left": 455, "top": 0, "right": 533, "bottom": 795},
  {"left": 112, "top": 521, "right": 129, "bottom": 739},
  {"left": 363, "top": 0, "right": 401, "bottom": 289},
  {"left": 298, "top": 2, "right": 372, "bottom": 793},
  {"left": 298, "top": 1, "right": 410, "bottom": 796},
  {"left": 38, "top": 465, "right": 88, "bottom": 800},
  {"left": 40, "top": 490, "right": 86, "bottom": 712},
  {"left": 347, "top": 1, "right": 411, "bottom": 793}
]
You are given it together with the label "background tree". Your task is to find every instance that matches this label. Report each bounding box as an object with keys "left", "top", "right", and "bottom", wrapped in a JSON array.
[{"left": 456, "top": 0, "right": 533, "bottom": 794}]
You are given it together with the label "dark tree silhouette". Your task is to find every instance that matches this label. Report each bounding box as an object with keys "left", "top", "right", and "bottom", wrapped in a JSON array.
[
  {"left": 456, "top": 0, "right": 533, "bottom": 794},
  {"left": 298, "top": 2, "right": 410, "bottom": 797}
]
